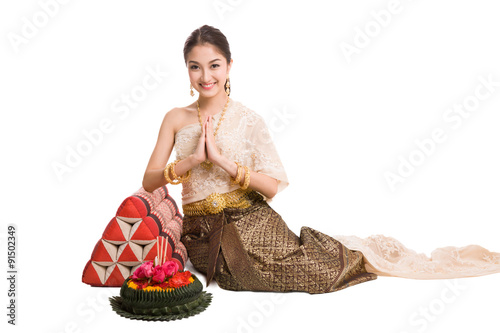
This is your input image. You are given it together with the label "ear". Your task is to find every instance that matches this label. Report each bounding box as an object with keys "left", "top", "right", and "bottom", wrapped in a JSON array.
[{"left": 227, "top": 58, "right": 233, "bottom": 74}]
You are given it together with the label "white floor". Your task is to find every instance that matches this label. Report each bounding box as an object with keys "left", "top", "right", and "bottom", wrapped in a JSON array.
[{"left": 60, "top": 264, "right": 500, "bottom": 332}]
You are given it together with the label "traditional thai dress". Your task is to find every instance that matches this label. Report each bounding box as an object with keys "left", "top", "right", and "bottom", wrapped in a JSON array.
[{"left": 175, "top": 98, "right": 500, "bottom": 294}]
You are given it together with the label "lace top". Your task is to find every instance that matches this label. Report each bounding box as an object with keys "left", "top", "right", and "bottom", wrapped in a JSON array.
[{"left": 173, "top": 98, "right": 289, "bottom": 205}]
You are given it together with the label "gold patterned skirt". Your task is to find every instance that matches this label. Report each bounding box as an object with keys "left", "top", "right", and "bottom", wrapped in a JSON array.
[{"left": 181, "top": 189, "right": 377, "bottom": 294}]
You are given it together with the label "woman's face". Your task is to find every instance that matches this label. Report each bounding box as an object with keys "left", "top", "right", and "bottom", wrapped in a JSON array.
[{"left": 186, "top": 44, "right": 232, "bottom": 99}]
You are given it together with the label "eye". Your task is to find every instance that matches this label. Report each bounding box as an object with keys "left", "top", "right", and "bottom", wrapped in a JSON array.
[
  {"left": 211, "top": 64, "right": 220, "bottom": 68},
  {"left": 190, "top": 65, "right": 199, "bottom": 70}
]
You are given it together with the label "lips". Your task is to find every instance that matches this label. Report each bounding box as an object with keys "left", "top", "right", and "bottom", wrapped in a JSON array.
[{"left": 200, "top": 82, "right": 216, "bottom": 89}]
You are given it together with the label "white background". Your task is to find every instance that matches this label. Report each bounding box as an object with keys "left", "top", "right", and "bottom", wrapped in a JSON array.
[{"left": 1, "top": 0, "right": 500, "bottom": 332}]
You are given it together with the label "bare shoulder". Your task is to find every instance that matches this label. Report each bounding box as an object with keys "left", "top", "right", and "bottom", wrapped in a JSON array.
[{"left": 162, "top": 102, "right": 198, "bottom": 133}]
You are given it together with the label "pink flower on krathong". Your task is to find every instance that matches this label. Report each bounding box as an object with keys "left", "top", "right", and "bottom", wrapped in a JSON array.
[
  {"left": 152, "top": 265, "right": 166, "bottom": 283},
  {"left": 132, "top": 261, "right": 154, "bottom": 279},
  {"left": 143, "top": 261, "right": 154, "bottom": 277},
  {"left": 162, "top": 261, "right": 179, "bottom": 277}
]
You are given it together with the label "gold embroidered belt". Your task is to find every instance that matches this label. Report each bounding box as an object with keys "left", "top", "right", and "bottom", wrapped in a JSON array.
[{"left": 182, "top": 188, "right": 253, "bottom": 216}]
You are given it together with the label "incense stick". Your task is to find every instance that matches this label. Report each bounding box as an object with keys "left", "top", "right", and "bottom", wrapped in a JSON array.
[{"left": 163, "top": 236, "right": 168, "bottom": 265}]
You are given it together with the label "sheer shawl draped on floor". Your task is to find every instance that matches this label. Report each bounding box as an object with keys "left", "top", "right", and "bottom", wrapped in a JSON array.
[{"left": 333, "top": 234, "right": 500, "bottom": 279}]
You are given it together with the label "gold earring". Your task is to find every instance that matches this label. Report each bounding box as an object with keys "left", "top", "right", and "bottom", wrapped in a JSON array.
[
  {"left": 225, "top": 76, "right": 230, "bottom": 96},
  {"left": 190, "top": 83, "right": 194, "bottom": 97}
]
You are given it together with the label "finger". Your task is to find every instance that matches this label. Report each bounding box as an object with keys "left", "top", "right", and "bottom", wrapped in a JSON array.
[{"left": 205, "top": 117, "right": 211, "bottom": 135}]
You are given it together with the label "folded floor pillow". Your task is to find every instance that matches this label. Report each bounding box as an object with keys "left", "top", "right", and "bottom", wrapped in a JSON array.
[{"left": 82, "top": 186, "right": 187, "bottom": 287}]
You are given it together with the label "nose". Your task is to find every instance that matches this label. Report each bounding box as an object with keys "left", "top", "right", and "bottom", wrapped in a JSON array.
[{"left": 201, "top": 69, "right": 211, "bottom": 83}]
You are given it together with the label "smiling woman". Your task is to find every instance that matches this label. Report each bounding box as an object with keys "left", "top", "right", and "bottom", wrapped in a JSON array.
[
  {"left": 141, "top": 24, "right": 500, "bottom": 294},
  {"left": 141, "top": 25, "right": 375, "bottom": 293}
]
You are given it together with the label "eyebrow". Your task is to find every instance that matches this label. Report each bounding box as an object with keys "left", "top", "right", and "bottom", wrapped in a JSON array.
[{"left": 188, "top": 58, "right": 222, "bottom": 64}]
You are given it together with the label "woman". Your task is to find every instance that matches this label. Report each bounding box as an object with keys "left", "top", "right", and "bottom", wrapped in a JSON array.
[{"left": 142, "top": 25, "right": 500, "bottom": 294}]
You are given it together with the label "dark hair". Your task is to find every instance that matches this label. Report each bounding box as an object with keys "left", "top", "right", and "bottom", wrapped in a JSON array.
[{"left": 183, "top": 25, "right": 231, "bottom": 95}]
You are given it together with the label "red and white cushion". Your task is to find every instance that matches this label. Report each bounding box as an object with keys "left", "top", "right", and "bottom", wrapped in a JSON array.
[{"left": 82, "top": 186, "right": 187, "bottom": 286}]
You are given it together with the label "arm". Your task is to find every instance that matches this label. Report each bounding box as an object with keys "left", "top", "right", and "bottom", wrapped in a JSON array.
[
  {"left": 217, "top": 155, "right": 279, "bottom": 199},
  {"left": 142, "top": 109, "right": 205, "bottom": 192},
  {"left": 204, "top": 116, "right": 279, "bottom": 199}
]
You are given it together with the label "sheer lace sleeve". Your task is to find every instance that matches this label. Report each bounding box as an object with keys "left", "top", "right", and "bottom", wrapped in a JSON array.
[{"left": 246, "top": 114, "right": 289, "bottom": 200}]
